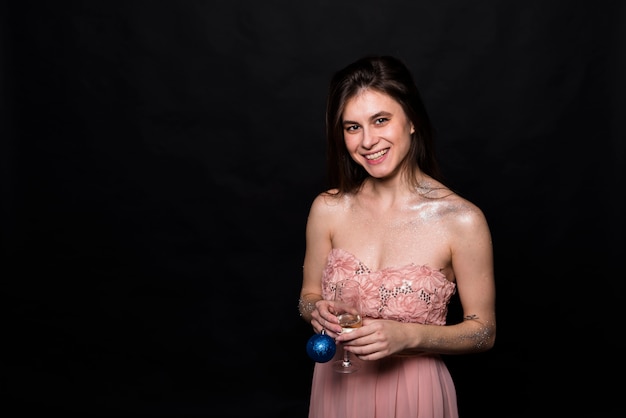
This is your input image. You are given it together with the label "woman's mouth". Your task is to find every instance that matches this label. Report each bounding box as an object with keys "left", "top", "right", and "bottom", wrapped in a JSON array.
[{"left": 365, "top": 149, "right": 388, "bottom": 160}]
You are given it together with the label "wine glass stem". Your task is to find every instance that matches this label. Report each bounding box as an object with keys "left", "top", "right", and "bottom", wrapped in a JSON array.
[{"left": 342, "top": 348, "right": 350, "bottom": 366}]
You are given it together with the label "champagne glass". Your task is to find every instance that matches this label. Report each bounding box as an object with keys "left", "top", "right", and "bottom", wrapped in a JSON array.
[{"left": 332, "top": 279, "right": 362, "bottom": 373}]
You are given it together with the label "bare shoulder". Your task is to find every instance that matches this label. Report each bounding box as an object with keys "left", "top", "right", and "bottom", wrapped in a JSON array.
[
  {"left": 306, "top": 189, "right": 350, "bottom": 244},
  {"left": 309, "top": 189, "right": 347, "bottom": 217},
  {"left": 435, "top": 192, "right": 490, "bottom": 236},
  {"left": 416, "top": 183, "right": 489, "bottom": 231}
]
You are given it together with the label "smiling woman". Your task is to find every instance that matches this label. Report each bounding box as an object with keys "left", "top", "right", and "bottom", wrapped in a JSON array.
[
  {"left": 4, "top": 1, "right": 621, "bottom": 416},
  {"left": 342, "top": 90, "right": 415, "bottom": 174},
  {"left": 298, "top": 55, "right": 496, "bottom": 418}
]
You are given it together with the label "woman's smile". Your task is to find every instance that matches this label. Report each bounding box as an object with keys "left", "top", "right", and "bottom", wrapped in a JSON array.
[{"left": 364, "top": 148, "right": 389, "bottom": 163}]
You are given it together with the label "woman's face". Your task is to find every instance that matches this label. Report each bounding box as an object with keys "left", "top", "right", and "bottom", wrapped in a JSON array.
[{"left": 342, "top": 89, "right": 415, "bottom": 180}]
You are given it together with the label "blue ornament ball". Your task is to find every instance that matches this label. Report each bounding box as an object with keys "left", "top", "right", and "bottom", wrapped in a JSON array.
[{"left": 306, "top": 332, "right": 336, "bottom": 363}]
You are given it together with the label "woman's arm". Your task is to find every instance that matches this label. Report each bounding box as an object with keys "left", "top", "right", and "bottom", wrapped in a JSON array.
[{"left": 299, "top": 193, "right": 336, "bottom": 330}]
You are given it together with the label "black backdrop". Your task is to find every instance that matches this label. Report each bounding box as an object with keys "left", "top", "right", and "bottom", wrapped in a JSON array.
[{"left": 3, "top": 1, "right": 624, "bottom": 417}]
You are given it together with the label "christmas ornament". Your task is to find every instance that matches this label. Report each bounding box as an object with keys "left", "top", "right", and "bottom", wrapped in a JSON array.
[{"left": 306, "top": 330, "right": 336, "bottom": 363}]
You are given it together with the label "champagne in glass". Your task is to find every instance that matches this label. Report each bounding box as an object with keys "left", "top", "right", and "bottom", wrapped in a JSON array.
[
  {"left": 333, "top": 279, "right": 362, "bottom": 373},
  {"left": 337, "top": 312, "right": 362, "bottom": 333}
]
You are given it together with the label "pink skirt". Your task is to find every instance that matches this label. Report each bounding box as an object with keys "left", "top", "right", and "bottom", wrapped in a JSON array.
[{"left": 308, "top": 352, "right": 458, "bottom": 418}]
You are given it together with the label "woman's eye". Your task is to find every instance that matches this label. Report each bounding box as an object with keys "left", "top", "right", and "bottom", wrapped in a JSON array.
[
  {"left": 345, "top": 125, "right": 359, "bottom": 132},
  {"left": 374, "top": 118, "right": 388, "bottom": 125}
]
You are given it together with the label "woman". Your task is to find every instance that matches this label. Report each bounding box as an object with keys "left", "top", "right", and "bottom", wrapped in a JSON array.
[{"left": 298, "top": 55, "right": 496, "bottom": 418}]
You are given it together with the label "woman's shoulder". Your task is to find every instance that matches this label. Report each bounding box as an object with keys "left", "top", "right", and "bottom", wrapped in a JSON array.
[
  {"left": 308, "top": 189, "right": 355, "bottom": 221},
  {"left": 433, "top": 192, "right": 490, "bottom": 233},
  {"left": 306, "top": 190, "right": 351, "bottom": 237},
  {"left": 311, "top": 188, "right": 347, "bottom": 208},
  {"left": 415, "top": 180, "right": 488, "bottom": 227}
]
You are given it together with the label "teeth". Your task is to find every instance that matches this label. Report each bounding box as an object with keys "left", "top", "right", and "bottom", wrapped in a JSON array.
[{"left": 366, "top": 149, "right": 388, "bottom": 160}]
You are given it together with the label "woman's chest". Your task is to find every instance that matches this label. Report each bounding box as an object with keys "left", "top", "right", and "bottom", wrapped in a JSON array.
[{"left": 331, "top": 209, "right": 453, "bottom": 273}]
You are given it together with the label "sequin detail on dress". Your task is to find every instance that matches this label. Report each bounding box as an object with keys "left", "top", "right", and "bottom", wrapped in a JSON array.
[{"left": 322, "top": 248, "right": 456, "bottom": 325}]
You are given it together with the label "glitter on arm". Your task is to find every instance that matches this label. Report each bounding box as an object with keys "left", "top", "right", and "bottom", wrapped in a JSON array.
[
  {"left": 426, "top": 321, "right": 495, "bottom": 352},
  {"left": 298, "top": 298, "right": 317, "bottom": 316}
]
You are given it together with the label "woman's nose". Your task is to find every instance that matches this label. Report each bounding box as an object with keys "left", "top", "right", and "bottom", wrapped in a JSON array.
[{"left": 361, "top": 128, "right": 378, "bottom": 149}]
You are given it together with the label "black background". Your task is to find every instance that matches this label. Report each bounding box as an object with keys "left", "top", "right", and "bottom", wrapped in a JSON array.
[{"left": 3, "top": 1, "right": 624, "bottom": 417}]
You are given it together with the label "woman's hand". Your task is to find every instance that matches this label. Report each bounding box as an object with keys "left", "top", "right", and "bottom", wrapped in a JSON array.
[
  {"left": 310, "top": 300, "right": 343, "bottom": 337},
  {"left": 335, "top": 317, "right": 419, "bottom": 361}
]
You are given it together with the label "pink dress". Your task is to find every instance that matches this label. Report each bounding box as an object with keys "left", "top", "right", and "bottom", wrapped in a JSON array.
[{"left": 308, "top": 248, "right": 459, "bottom": 418}]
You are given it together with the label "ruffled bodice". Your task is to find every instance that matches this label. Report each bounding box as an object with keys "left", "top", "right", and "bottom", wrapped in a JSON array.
[{"left": 322, "top": 248, "right": 456, "bottom": 325}]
